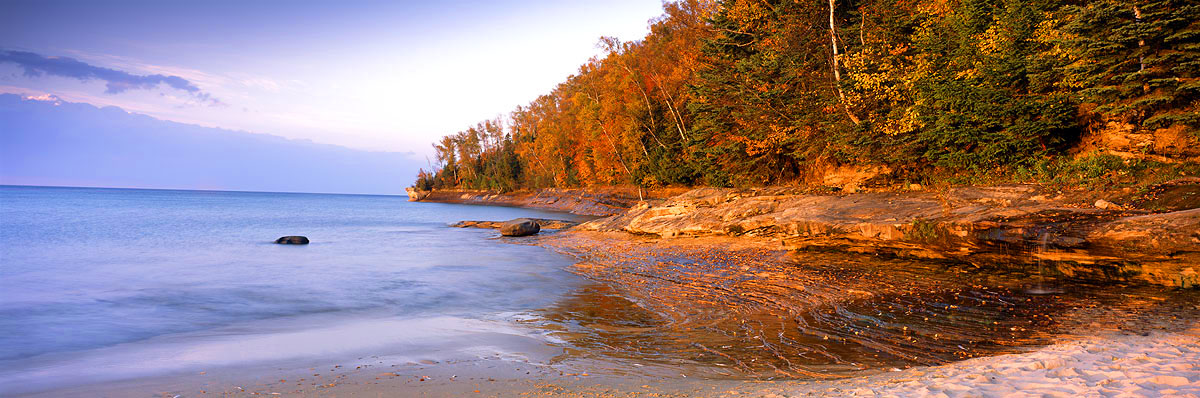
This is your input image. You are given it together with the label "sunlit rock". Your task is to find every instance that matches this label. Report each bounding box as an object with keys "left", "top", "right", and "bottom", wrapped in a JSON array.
[
  {"left": 500, "top": 219, "right": 540, "bottom": 237},
  {"left": 274, "top": 236, "right": 309, "bottom": 244}
]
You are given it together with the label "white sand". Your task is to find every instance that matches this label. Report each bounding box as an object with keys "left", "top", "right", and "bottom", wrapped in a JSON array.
[{"left": 774, "top": 329, "right": 1200, "bottom": 397}]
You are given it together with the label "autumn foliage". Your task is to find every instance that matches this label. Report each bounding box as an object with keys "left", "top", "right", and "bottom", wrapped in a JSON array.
[{"left": 417, "top": 0, "right": 1199, "bottom": 191}]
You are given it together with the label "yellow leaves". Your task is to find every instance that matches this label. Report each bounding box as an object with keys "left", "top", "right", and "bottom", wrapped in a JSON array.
[
  {"left": 841, "top": 45, "right": 920, "bottom": 136},
  {"left": 915, "top": 0, "right": 951, "bottom": 16},
  {"left": 881, "top": 107, "right": 922, "bottom": 137},
  {"left": 730, "top": 125, "right": 798, "bottom": 157},
  {"left": 978, "top": 24, "right": 1005, "bottom": 57},
  {"left": 1033, "top": 17, "right": 1073, "bottom": 50},
  {"left": 725, "top": 0, "right": 770, "bottom": 26}
]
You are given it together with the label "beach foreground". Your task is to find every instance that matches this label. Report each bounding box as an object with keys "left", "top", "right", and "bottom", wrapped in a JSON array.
[
  {"left": 31, "top": 314, "right": 1198, "bottom": 397},
  {"left": 23, "top": 229, "right": 1198, "bottom": 397},
  {"left": 768, "top": 328, "right": 1200, "bottom": 398}
]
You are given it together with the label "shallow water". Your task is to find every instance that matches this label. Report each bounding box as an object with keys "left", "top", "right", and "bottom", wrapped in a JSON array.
[
  {"left": 536, "top": 235, "right": 1200, "bottom": 379},
  {"left": 0, "top": 185, "right": 588, "bottom": 394}
]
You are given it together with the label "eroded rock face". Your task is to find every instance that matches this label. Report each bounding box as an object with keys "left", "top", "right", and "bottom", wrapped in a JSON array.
[
  {"left": 500, "top": 219, "right": 541, "bottom": 237},
  {"left": 1084, "top": 208, "right": 1200, "bottom": 287},
  {"left": 275, "top": 236, "right": 309, "bottom": 244},
  {"left": 405, "top": 187, "right": 430, "bottom": 201},
  {"left": 578, "top": 186, "right": 1200, "bottom": 287}
]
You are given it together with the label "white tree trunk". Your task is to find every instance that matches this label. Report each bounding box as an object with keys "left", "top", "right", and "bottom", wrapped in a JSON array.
[{"left": 829, "top": 0, "right": 861, "bottom": 125}]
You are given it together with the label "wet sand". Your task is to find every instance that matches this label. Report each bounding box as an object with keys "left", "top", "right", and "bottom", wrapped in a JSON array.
[{"left": 34, "top": 329, "right": 1198, "bottom": 398}]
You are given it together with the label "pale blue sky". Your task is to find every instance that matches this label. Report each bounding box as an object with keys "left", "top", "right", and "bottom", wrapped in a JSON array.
[{"left": 0, "top": 0, "right": 663, "bottom": 156}]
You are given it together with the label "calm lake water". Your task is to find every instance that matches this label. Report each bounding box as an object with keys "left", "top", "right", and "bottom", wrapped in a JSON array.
[{"left": 0, "top": 185, "right": 588, "bottom": 394}]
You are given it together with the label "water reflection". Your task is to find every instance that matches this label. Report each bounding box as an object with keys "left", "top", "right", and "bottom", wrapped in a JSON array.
[{"left": 533, "top": 235, "right": 1200, "bottom": 379}]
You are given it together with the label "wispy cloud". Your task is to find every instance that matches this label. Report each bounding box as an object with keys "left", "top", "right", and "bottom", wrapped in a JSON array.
[
  {"left": 241, "top": 77, "right": 281, "bottom": 92},
  {"left": 0, "top": 50, "right": 221, "bottom": 106}
]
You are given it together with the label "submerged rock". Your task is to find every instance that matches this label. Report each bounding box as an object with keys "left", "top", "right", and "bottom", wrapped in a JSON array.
[
  {"left": 275, "top": 236, "right": 310, "bottom": 244},
  {"left": 451, "top": 220, "right": 503, "bottom": 229},
  {"left": 499, "top": 219, "right": 540, "bottom": 237}
]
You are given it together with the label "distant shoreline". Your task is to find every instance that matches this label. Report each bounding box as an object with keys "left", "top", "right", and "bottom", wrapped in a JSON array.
[{"left": 0, "top": 183, "right": 409, "bottom": 198}]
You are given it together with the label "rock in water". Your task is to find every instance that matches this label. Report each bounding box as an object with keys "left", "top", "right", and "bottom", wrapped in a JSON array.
[
  {"left": 275, "top": 236, "right": 310, "bottom": 244},
  {"left": 499, "top": 219, "right": 540, "bottom": 237}
]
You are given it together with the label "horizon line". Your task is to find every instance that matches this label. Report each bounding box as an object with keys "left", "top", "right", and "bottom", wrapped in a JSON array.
[{"left": 0, "top": 183, "right": 407, "bottom": 198}]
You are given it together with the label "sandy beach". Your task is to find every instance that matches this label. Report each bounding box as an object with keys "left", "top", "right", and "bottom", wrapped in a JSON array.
[{"left": 765, "top": 328, "right": 1200, "bottom": 398}]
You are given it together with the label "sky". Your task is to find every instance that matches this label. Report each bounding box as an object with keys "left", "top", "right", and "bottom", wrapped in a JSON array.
[
  {"left": 0, "top": 0, "right": 664, "bottom": 159},
  {"left": 1, "top": 94, "right": 420, "bottom": 194}
]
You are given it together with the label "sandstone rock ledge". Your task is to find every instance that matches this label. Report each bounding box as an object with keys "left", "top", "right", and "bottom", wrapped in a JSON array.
[
  {"left": 414, "top": 187, "right": 688, "bottom": 216},
  {"left": 451, "top": 218, "right": 579, "bottom": 230},
  {"left": 405, "top": 187, "right": 430, "bottom": 201},
  {"left": 577, "top": 185, "right": 1200, "bottom": 288}
]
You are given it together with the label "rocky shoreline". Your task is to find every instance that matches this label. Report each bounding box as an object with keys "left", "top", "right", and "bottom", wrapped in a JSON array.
[
  {"left": 417, "top": 181, "right": 1200, "bottom": 288},
  {"left": 407, "top": 187, "right": 678, "bottom": 217}
]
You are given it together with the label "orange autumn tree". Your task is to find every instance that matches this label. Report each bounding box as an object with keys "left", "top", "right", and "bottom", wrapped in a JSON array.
[
  {"left": 490, "top": 0, "right": 714, "bottom": 189},
  {"left": 422, "top": 0, "right": 1198, "bottom": 191}
]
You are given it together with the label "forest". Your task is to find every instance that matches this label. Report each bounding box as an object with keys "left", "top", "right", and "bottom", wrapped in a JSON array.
[{"left": 415, "top": 0, "right": 1199, "bottom": 191}]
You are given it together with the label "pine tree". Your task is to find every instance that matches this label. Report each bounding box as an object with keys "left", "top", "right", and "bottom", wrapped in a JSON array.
[{"left": 1062, "top": 0, "right": 1200, "bottom": 135}]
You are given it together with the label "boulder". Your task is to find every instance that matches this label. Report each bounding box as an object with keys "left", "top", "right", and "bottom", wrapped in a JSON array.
[
  {"left": 499, "top": 219, "right": 541, "bottom": 237},
  {"left": 1095, "top": 199, "right": 1117, "bottom": 210},
  {"left": 275, "top": 236, "right": 310, "bottom": 244}
]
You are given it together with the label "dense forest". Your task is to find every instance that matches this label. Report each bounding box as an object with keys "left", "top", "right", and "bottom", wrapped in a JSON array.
[{"left": 415, "top": 0, "right": 1199, "bottom": 191}]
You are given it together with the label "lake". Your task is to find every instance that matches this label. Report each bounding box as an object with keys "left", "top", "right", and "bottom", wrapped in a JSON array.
[{"left": 0, "top": 185, "right": 589, "bottom": 395}]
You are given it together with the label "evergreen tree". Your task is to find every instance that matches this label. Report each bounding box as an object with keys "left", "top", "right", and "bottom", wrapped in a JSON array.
[{"left": 1062, "top": 0, "right": 1200, "bottom": 134}]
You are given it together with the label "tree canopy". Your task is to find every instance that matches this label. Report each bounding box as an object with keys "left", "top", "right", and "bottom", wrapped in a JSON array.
[{"left": 417, "top": 0, "right": 1199, "bottom": 191}]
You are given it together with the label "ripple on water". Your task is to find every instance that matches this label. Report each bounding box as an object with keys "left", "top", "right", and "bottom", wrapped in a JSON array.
[{"left": 531, "top": 235, "right": 1200, "bottom": 379}]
